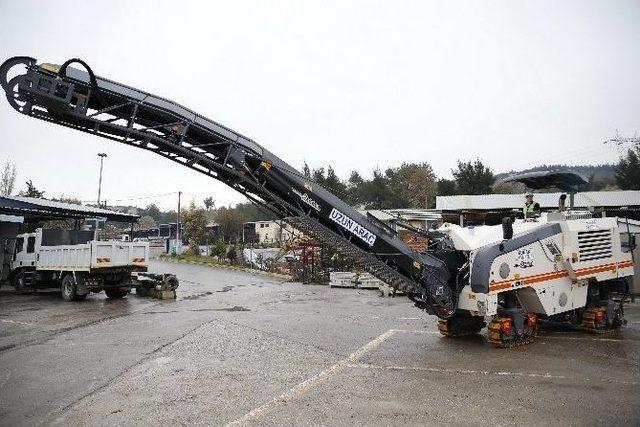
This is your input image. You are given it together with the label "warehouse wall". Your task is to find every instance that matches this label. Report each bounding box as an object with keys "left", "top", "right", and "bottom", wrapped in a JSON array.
[{"left": 0, "top": 220, "right": 22, "bottom": 282}]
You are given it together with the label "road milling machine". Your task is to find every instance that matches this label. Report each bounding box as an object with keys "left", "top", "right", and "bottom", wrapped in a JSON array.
[{"left": 1, "top": 56, "right": 635, "bottom": 347}]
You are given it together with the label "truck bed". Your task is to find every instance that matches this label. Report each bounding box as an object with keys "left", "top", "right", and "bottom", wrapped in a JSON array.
[{"left": 37, "top": 241, "right": 149, "bottom": 271}]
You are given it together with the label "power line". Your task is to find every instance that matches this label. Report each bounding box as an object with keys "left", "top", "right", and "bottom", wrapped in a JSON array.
[{"left": 80, "top": 191, "right": 179, "bottom": 204}]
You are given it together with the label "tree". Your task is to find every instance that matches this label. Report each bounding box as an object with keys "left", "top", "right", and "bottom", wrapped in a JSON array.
[
  {"left": 436, "top": 178, "right": 457, "bottom": 196},
  {"left": 312, "top": 166, "right": 325, "bottom": 185},
  {"left": 140, "top": 204, "right": 162, "bottom": 223},
  {"left": 452, "top": 159, "right": 495, "bottom": 195},
  {"left": 19, "top": 180, "right": 45, "bottom": 198},
  {"left": 302, "top": 161, "right": 311, "bottom": 178},
  {"left": 182, "top": 201, "right": 208, "bottom": 253},
  {"left": 346, "top": 170, "right": 365, "bottom": 206},
  {"left": 388, "top": 162, "right": 437, "bottom": 208},
  {"left": 211, "top": 239, "right": 226, "bottom": 258},
  {"left": 616, "top": 146, "right": 640, "bottom": 190},
  {"left": 234, "top": 202, "right": 275, "bottom": 222},
  {"left": 360, "top": 168, "right": 392, "bottom": 209},
  {"left": 323, "top": 166, "right": 347, "bottom": 198},
  {"left": 491, "top": 181, "right": 524, "bottom": 194},
  {"left": 0, "top": 161, "right": 17, "bottom": 196},
  {"left": 226, "top": 245, "right": 237, "bottom": 262},
  {"left": 216, "top": 206, "right": 246, "bottom": 243},
  {"left": 203, "top": 196, "right": 215, "bottom": 211},
  {"left": 138, "top": 215, "right": 157, "bottom": 230},
  {"left": 159, "top": 209, "right": 177, "bottom": 225}
]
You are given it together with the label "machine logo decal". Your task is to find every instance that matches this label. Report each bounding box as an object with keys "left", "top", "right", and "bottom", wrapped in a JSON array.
[
  {"left": 515, "top": 248, "right": 534, "bottom": 268},
  {"left": 292, "top": 188, "right": 321, "bottom": 212},
  {"left": 329, "top": 208, "right": 377, "bottom": 246}
]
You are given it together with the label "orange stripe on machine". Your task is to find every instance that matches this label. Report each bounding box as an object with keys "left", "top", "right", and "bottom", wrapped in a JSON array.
[{"left": 489, "top": 260, "right": 633, "bottom": 293}]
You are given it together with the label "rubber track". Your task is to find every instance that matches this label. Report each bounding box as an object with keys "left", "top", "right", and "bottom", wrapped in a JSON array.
[
  {"left": 581, "top": 307, "right": 622, "bottom": 334},
  {"left": 487, "top": 318, "right": 537, "bottom": 349}
]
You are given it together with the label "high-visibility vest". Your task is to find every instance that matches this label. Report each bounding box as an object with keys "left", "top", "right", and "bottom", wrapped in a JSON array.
[{"left": 523, "top": 202, "right": 537, "bottom": 217}]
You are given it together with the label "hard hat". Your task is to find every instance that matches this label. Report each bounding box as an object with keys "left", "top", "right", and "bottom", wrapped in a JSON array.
[{"left": 525, "top": 192, "right": 533, "bottom": 197}]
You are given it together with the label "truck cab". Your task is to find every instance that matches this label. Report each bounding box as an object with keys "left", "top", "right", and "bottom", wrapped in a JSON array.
[{"left": 12, "top": 232, "right": 37, "bottom": 271}]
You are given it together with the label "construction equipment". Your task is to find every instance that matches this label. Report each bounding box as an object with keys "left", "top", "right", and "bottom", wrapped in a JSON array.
[
  {"left": 1, "top": 57, "right": 634, "bottom": 346},
  {"left": 438, "top": 172, "right": 635, "bottom": 346}
]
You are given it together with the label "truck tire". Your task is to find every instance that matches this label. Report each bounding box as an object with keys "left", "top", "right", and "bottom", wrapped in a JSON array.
[
  {"left": 13, "top": 270, "right": 26, "bottom": 294},
  {"left": 61, "top": 274, "right": 86, "bottom": 301},
  {"left": 105, "top": 288, "right": 128, "bottom": 299}
]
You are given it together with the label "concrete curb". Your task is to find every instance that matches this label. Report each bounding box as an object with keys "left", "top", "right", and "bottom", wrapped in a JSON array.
[{"left": 156, "top": 257, "right": 293, "bottom": 281}]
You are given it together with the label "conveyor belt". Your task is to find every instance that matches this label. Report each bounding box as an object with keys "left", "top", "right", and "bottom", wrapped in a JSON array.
[
  {"left": 0, "top": 56, "right": 455, "bottom": 318},
  {"left": 285, "top": 216, "right": 417, "bottom": 292}
]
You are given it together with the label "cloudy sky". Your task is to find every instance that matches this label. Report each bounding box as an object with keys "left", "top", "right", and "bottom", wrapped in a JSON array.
[{"left": 1, "top": 1, "right": 638, "bottom": 210}]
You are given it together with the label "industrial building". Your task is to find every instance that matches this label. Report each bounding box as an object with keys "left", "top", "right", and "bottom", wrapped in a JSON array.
[{"left": 436, "top": 190, "right": 640, "bottom": 225}]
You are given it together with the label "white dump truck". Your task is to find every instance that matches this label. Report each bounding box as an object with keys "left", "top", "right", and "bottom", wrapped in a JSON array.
[{"left": 8, "top": 228, "right": 150, "bottom": 300}]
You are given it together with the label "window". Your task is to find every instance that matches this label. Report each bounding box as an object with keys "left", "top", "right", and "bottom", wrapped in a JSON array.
[
  {"left": 260, "top": 224, "right": 265, "bottom": 228},
  {"left": 27, "top": 237, "right": 36, "bottom": 253},
  {"left": 14, "top": 237, "right": 24, "bottom": 259}
]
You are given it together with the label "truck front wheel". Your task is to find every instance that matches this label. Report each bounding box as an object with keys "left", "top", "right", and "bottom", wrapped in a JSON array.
[
  {"left": 61, "top": 274, "right": 86, "bottom": 301},
  {"left": 105, "top": 288, "right": 128, "bottom": 299},
  {"left": 13, "top": 270, "right": 26, "bottom": 294}
]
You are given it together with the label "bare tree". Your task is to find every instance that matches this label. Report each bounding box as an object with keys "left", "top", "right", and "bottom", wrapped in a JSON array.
[{"left": 0, "top": 161, "right": 17, "bottom": 196}]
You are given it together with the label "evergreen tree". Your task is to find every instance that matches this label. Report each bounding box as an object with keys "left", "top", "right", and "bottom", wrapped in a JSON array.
[
  {"left": 452, "top": 159, "right": 495, "bottom": 195},
  {"left": 302, "top": 161, "right": 311, "bottom": 178},
  {"left": 616, "top": 146, "right": 640, "bottom": 190},
  {"left": 436, "top": 178, "right": 457, "bottom": 196},
  {"left": 19, "top": 180, "right": 45, "bottom": 198}
]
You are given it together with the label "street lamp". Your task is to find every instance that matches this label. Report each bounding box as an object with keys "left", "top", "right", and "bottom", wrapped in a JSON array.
[{"left": 94, "top": 153, "right": 107, "bottom": 240}]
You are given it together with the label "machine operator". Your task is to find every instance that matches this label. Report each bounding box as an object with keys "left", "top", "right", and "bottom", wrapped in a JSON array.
[{"left": 523, "top": 192, "right": 541, "bottom": 218}]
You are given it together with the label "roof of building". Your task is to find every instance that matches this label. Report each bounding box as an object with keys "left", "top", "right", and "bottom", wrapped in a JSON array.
[
  {"left": 0, "top": 196, "right": 140, "bottom": 222},
  {"left": 436, "top": 191, "right": 640, "bottom": 211},
  {"left": 361, "top": 209, "right": 442, "bottom": 222}
]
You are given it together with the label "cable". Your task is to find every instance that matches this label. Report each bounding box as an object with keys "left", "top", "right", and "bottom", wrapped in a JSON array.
[
  {"left": 79, "top": 191, "right": 178, "bottom": 204},
  {"left": 58, "top": 58, "right": 105, "bottom": 106}
]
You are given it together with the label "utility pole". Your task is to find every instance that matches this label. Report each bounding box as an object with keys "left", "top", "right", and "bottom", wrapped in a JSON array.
[
  {"left": 94, "top": 153, "right": 107, "bottom": 240},
  {"left": 176, "top": 191, "right": 182, "bottom": 254}
]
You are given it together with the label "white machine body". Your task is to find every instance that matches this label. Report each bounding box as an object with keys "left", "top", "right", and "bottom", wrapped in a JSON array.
[{"left": 440, "top": 213, "right": 634, "bottom": 317}]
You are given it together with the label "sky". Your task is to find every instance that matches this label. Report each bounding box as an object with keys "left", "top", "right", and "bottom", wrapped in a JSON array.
[{"left": 1, "top": 0, "right": 639, "bottom": 210}]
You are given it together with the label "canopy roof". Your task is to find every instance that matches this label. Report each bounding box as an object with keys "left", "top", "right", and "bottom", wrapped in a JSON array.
[
  {"left": 502, "top": 171, "right": 588, "bottom": 192},
  {"left": 0, "top": 196, "right": 139, "bottom": 222}
]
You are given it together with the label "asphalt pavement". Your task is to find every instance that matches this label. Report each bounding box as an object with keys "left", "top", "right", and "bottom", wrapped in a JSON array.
[{"left": 0, "top": 260, "right": 638, "bottom": 426}]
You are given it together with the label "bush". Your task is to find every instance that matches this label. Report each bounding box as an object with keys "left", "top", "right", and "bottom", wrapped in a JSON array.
[
  {"left": 211, "top": 239, "right": 226, "bottom": 258},
  {"left": 187, "top": 243, "right": 200, "bottom": 256},
  {"left": 226, "top": 246, "right": 237, "bottom": 263}
]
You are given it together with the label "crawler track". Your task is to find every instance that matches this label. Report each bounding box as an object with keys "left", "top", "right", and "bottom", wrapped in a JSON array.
[{"left": 487, "top": 317, "right": 537, "bottom": 348}]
